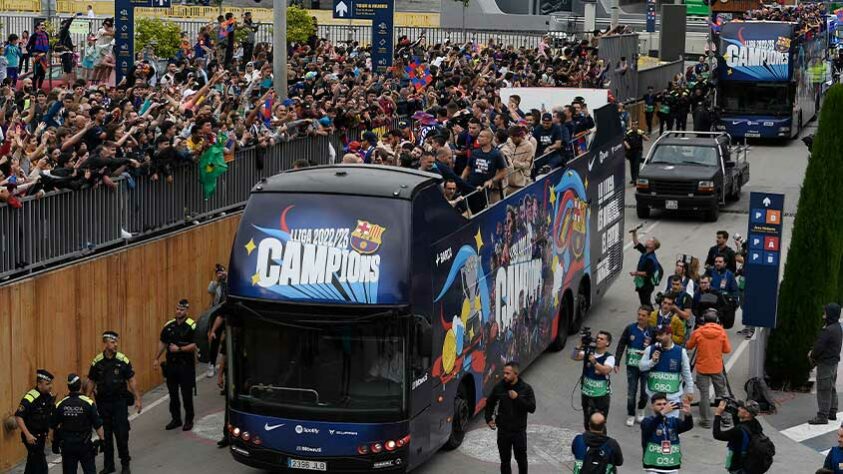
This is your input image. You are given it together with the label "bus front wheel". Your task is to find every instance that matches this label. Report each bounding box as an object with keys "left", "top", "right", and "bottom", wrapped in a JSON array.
[{"left": 444, "top": 384, "right": 470, "bottom": 450}]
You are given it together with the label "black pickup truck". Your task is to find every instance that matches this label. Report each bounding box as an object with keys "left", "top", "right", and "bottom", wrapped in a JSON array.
[{"left": 635, "top": 131, "right": 750, "bottom": 222}]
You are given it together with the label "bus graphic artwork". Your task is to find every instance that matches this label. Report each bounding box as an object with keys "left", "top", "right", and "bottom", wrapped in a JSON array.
[{"left": 431, "top": 169, "right": 591, "bottom": 395}]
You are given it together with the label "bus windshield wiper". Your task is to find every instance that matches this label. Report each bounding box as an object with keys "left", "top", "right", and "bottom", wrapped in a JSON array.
[{"left": 251, "top": 384, "right": 321, "bottom": 404}]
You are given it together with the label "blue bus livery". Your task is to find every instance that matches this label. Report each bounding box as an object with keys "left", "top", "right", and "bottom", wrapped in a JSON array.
[
  {"left": 220, "top": 105, "right": 626, "bottom": 473},
  {"left": 717, "top": 21, "right": 826, "bottom": 138}
]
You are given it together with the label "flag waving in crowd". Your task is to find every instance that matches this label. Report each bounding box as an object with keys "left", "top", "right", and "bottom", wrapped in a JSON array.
[{"left": 199, "top": 133, "right": 229, "bottom": 198}]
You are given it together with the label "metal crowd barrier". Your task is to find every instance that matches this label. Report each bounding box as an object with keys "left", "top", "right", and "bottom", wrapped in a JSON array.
[{"left": 0, "top": 136, "right": 332, "bottom": 282}]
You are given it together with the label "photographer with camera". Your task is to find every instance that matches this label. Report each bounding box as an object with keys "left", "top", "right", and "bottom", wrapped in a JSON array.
[
  {"left": 648, "top": 293, "right": 687, "bottom": 346},
  {"left": 640, "top": 393, "right": 694, "bottom": 473},
  {"left": 686, "top": 309, "right": 731, "bottom": 428},
  {"left": 692, "top": 275, "right": 728, "bottom": 325},
  {"left": 639, "top": 325, "right": 694, "bottom": 416},
  {"left": 630, "top": 227, "right": 663, "bottom": 306},
  {"left": 572, "top": 329, "right": 616, "bottom": 430},
  {"left": 713, "top": 399, "right": 775, "bottom": 474},
  {"left": 615, "top": 306, "right": 653, "bottom": 427}
]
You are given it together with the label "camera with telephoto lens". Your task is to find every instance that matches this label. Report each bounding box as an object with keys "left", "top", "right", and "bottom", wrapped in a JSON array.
[
  {"left": 580, "top": 327, "right": 596, "bottom": 357},
  {"left": 721, "top": 396, "right": 740, "bottom": 416}
]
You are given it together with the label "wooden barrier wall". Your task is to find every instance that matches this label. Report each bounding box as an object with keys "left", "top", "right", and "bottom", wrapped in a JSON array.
[{"left": 0, "top": 214, "right": 241, "bottom": 470}]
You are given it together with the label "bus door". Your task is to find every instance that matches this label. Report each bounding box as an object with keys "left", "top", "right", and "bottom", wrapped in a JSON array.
[{"left": 407, "top": 314, "right": 433, "bottom": 466}]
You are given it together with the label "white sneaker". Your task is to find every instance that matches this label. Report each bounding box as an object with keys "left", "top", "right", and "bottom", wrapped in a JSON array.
[
  {"left": 625, "top": 416, "right": 635, "bottom": 427},
  {"left": 636, "top": 409, "right": 646, "bottom": 423},
  {"left": 206, "top": 364, "right": 215, "bottom": 378}
]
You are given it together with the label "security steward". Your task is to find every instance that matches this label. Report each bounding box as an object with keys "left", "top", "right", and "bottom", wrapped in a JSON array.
[
  {"left": 86, "top": 331, "right": 142, "bottom": 474},
  {"left": 51, "top": 373, "right": 105, "bottom": 474},
  {"left": 154, "top": 298, "right": 198, "bottom": 431},
  {"left": 15, "top": 369, "right": 55, "bottom": 474}
]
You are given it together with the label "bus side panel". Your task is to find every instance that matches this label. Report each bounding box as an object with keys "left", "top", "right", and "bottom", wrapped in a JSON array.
[{"left": 427, "top": 160, "right": 617, "bottom": 412}]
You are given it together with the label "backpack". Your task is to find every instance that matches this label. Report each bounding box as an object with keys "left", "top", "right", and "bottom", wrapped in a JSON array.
[
  {"left": 745, "top": 377, "right": 777, "bottom": 414},
  {"left": 741, "top": 427, "right": 775, "bottom": 474},
  {"left": 646, "top": 253, "right": 664, "bottom": 287},
  {"left": 581, "top": 441, "right": 614, "bottom": 474}
]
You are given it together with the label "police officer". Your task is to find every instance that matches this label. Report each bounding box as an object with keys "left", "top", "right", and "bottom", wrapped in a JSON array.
[
  {"left": 87, "top": 331, "right": 142, "bottom": 474},
  {"left": 51, "top": 374, "right": 105, "bottom": 474},
  {"left": 15, "top": 369, "right": 55, "bottom": 474},
  {"left": 154, "top": 298, "right": 197, "bottom": 431}
]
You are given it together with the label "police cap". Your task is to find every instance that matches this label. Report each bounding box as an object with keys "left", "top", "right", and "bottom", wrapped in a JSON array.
[
  {"left": 177, "top": 299, "right": 189, "bottom": 309},
  {"left": 67, "top": 373, "right": 81, "bottom": 386},
  {"left": 36, "top": 369, "right": 54, "bottom": 382},
  {"left": 102, "top": 330, "right": 119, "bottom": 342}
]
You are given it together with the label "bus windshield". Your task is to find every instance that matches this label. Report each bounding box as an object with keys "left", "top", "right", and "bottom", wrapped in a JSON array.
[
  {"left": 720, "top": 82, "right": 792, "bottom": 115},
  {"left": 231, "top": 313, "right": 407, "bottom": 422}
]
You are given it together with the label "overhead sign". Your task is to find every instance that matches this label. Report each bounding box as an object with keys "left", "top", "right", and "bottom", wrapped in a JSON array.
[
  {"left": 332, "top": 0, "right": 394, "bottom": 72},
  {"left": 742, "top": 192, "right": 785, "bottom": 328},
  {"left": 333, "top": 0, "right": 351, "bottom": 18}
]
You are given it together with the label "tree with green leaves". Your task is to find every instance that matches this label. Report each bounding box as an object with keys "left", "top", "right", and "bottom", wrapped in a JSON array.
[
  {"left": 287, "top": 5, "right": 315, "bottom": 44},
  {"left": 135, "top": 17, "right": 182, "bottom": 60},
  {"left": 765, "top": 85, "right": 843, "bottom": 388}
]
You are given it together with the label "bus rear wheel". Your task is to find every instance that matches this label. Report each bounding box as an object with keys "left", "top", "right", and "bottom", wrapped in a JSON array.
[{"left": 444, "top": 384, "right": 470, "bottom": 450}]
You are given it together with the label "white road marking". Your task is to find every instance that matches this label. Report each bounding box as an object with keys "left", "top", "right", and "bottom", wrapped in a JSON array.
[
  {"left": 780, "top": 414, "right": 843, "bottom": 443},
  {"left": 725, "top": 336, "right": 750, "bottom": 374}
]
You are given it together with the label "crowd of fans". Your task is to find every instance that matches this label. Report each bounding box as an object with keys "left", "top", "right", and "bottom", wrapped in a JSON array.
[{"left": 0, "top": 10, "right": 631, "bottom": 208}]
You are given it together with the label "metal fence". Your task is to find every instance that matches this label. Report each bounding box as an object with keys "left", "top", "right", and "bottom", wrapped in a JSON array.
[{"left": 0, "top": 135, "right": 333, "bottom": 281}]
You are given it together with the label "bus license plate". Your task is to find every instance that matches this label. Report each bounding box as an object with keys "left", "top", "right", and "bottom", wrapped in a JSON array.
[
  {"left": 665, "top": 200, "right": 678, "bottom": 210},
  {"left": 288, "top": 459, "right": 327, "bottom": 471}
]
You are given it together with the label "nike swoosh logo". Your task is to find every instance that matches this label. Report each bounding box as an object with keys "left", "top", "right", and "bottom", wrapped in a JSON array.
[
  {"left": 588, "top": 156, "right": 597, "bottom": 171},
  {"left": 264, "top": 423, "right": 285, "bottom": 431}
]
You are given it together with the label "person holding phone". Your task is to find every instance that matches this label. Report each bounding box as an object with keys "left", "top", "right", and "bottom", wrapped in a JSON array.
[{"left": 640, "top": 392, "right": 694, "bottom": 474}]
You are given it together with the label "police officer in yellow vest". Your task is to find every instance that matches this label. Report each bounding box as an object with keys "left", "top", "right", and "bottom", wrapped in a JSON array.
[
  {"left": 572, "top": 330, "right": 616, "bottom": 430},
  {"left": 154, "top": 298, "right": 198, "bottom": 431},
  {"left": 51, "top": 373, "right": 105, "bottom": 474},
  {"left": 86, "top": 331, "right": 142, "bottom": 474},
  {"left": 15, "top": 369, "right": 55, "bottom": 474}
]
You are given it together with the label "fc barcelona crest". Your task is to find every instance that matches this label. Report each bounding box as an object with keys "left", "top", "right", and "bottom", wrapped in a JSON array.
[{"left": 351, "top": 220, "right": 386, "bottom": 254}]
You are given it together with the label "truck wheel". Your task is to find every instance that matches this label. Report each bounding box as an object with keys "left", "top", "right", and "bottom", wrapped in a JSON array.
[
  {"left": 443, "top": 383, "right": 470, "bottom": 450},
  {"left": 705, "top": 205, "right": 720, "bottom": 222},
  {"left": 636, "top": 203, "right": 650, "bottom": 219}
]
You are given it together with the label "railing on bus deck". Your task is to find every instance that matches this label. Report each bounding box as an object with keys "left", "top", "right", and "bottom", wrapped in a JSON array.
[
  {"left": 0, "top": 136, "right": 333, "bottom": 282},
  {"left": 459, "top": 129, "right": 595, "bottom": 218}
]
